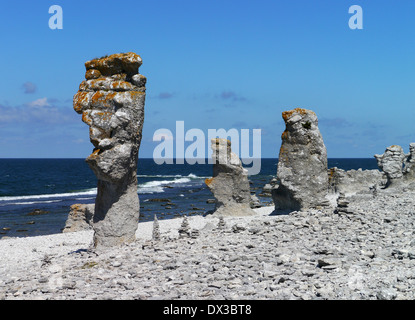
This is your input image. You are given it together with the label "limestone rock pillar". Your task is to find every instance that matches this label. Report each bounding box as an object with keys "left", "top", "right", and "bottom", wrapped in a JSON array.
[
  {"left": 73, "top": 52, "right": 146, "bottom": 247},
  {"left": 272, "top": 108, "right": 329, "bottom": 211},
  {"left": 205, "top": 138, "right": 256, "bottom": 216}
]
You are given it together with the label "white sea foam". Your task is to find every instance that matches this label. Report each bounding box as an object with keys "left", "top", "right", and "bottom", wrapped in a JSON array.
[
  {"left": 0, "top": 188, "right": 98, "bottom": 202},
  {"left": 137, "top": 173, "right": 208, "bottom": 179},
  {"left": 12, "top": 200, "right": 61, "bottom": 205},
  {"left": 0, "top": 174, "right": 206, "bottom": 202},
  {"left": 137, "top": 177, "right": 192, "bottom": 194}
]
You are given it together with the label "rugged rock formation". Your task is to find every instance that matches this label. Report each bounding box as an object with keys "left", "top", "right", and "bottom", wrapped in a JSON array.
[
  {"left": 205, "top": 138, "right": 255, "bottom": 216},
  {"left": 73, "top": 52, "right": 146, "bottom": 247},
  {"left": 404, "top": 143, "right": 415, "bottom": 180},
  {"left": 328, "top": 167, "right": 385, "bottom": 195},
  {"left": 272, "top": 108, "right": 329, "bottom": 211},
  {"left": 63, "top": 204, "right": 94, "bottom": 233},
  {"left": 375, "top": 145, "right": 406, "bottom": 188}
]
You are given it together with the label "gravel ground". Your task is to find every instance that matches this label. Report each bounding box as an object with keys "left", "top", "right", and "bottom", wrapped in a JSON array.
[{"left": 1, "top": 188, "right": 415, "bottom": 300}]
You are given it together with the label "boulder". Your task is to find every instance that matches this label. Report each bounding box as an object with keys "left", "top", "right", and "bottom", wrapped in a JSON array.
[
  {"left": 73, "top": 52, "right": 146, "bottom": 247},
  {"left": 272, "top": 108, "right": 329, "bottom": 211},
  {"left": 205, "top": 138, "right": 256, "bottom": 216}
]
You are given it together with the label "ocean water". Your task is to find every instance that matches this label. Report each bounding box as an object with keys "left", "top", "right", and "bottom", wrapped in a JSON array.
[{"left": 0, "top": 158, "right": 378, "bottom": 238}]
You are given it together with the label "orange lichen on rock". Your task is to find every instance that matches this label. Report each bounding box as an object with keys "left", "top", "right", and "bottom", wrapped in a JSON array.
[
  {"left": 281, "top": 130, "right": 289, "bottom": 141},
  {"left": 73, "top": 91, "right": 91, "bottom": 114},
  {"left": 87, "top": 148, "right": 101, "bottom": 161},
  {"left": 82, "top": 111, "right": 92, "bottom": 125},
  {"left": 90, "top": 91, "right": 117, "bottom": 108},
  {"left": 110, "top": 80, "right": 135, "bottom": 91},
  {"left": 282, "top": 108, "right": 315, "bottom": 122},
  {"left": 94, "top": 111, "right": 113, "bottom": 122},
  {"left": 85, "top": 69, "right": 102, "bottom": 80},
  {"left": 205, "top": 177, "right": 214, "bottom": 186},
  {"left": 85, "top": 52, "right": 142, "bottom": 77}
]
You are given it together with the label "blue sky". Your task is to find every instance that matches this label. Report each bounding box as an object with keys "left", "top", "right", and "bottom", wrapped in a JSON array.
[{"left": 0, "top": 0, "right": 414, "bottom": 158}]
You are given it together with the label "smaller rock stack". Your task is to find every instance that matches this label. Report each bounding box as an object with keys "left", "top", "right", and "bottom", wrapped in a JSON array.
[
  {"left": 404, "top": 143, "right": 415, "bottom": 180},
  {"left": 205, "top": 138, "right": 256, "bottom": 216},
  {"left": 63, "top": 204, "right": 94, "bottom": 233},
  {"left": 375, "top": 145, "right": 406, "bottom": 188}
]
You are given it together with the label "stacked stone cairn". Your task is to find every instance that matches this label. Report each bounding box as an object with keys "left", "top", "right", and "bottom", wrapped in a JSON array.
[{"left": 152, "top": 214, "right": 161, "bottom": 241}]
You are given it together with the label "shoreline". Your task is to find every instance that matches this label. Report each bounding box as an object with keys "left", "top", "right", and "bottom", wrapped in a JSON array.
[{"left": 2, "top": 187, "right": 415, "bottom": 300}]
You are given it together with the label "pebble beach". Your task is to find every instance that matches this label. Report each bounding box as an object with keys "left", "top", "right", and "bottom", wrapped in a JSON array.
[{"left": 1, "top": 187, "right": 415, "bottom": 300}]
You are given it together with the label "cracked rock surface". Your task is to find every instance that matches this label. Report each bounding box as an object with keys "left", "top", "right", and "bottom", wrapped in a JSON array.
[{"left": 73, "top": 52, "right": 146, "bottom": 248}]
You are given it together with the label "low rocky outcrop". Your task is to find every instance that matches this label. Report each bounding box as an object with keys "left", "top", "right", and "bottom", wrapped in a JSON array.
[
  {"left": 63, "top": 204, "right": 94, "bottom": 233},
  {"left": 328, "top": 167, "right": 385, "bottom": 195},
  {"left": 73, "top": 52, "right": 146, "bottom": 247},
  {"left": 205, "top": 138, "right": 256, "bottom": 216},
  {"left": 272, "top": 108, "right": 329, "bottom": 211}
]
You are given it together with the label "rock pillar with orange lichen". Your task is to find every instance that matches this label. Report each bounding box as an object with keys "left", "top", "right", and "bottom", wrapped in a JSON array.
[
  {"left": 272, "top": 108, "right": 329, "bottom": 211},
  {"left": 205, "top": 138, "right": 256, "bottom": 216},
  {"left": 73, "top": 52, "right": 146, "bottom": 248}
]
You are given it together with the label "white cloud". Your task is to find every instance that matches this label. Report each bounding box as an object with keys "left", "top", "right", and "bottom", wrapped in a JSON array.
[{"left": 27, "top": 97, "right": 50, "bottom": 108}]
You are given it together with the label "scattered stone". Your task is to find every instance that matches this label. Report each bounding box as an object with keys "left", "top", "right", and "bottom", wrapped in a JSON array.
[
  {"left": 190, "top": 229, "right": 200, "bottom": 239},
  {"left": 376, "top": 289, "right": 397, "bottom": 300},
  {"left": 27, "top": 209, "right": 50, "bottom": 216},
  {"left": 231, "top": 224, "right": 246, "bottom": 233},
  {"left": 2, "top": 187, "right": 415, "bottom": 300},
  {"left": 147, "top": 198, "right": 171, "bottom": 202}
]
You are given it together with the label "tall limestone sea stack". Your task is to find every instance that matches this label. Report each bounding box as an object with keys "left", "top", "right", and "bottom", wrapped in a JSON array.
[
  {"left": 272, "top": 108, "right": 329, "bottom": 211},
  {"left": 73, "top": 52, "right": 146, "bottom": 247},
  {"left": 205, "top": 138, "right": 256, "bottom": 216}
]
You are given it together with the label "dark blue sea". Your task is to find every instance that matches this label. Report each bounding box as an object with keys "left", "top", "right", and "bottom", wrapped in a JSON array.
[{"left": 0, "top": 158, "right": 378, "bottom": 238}]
